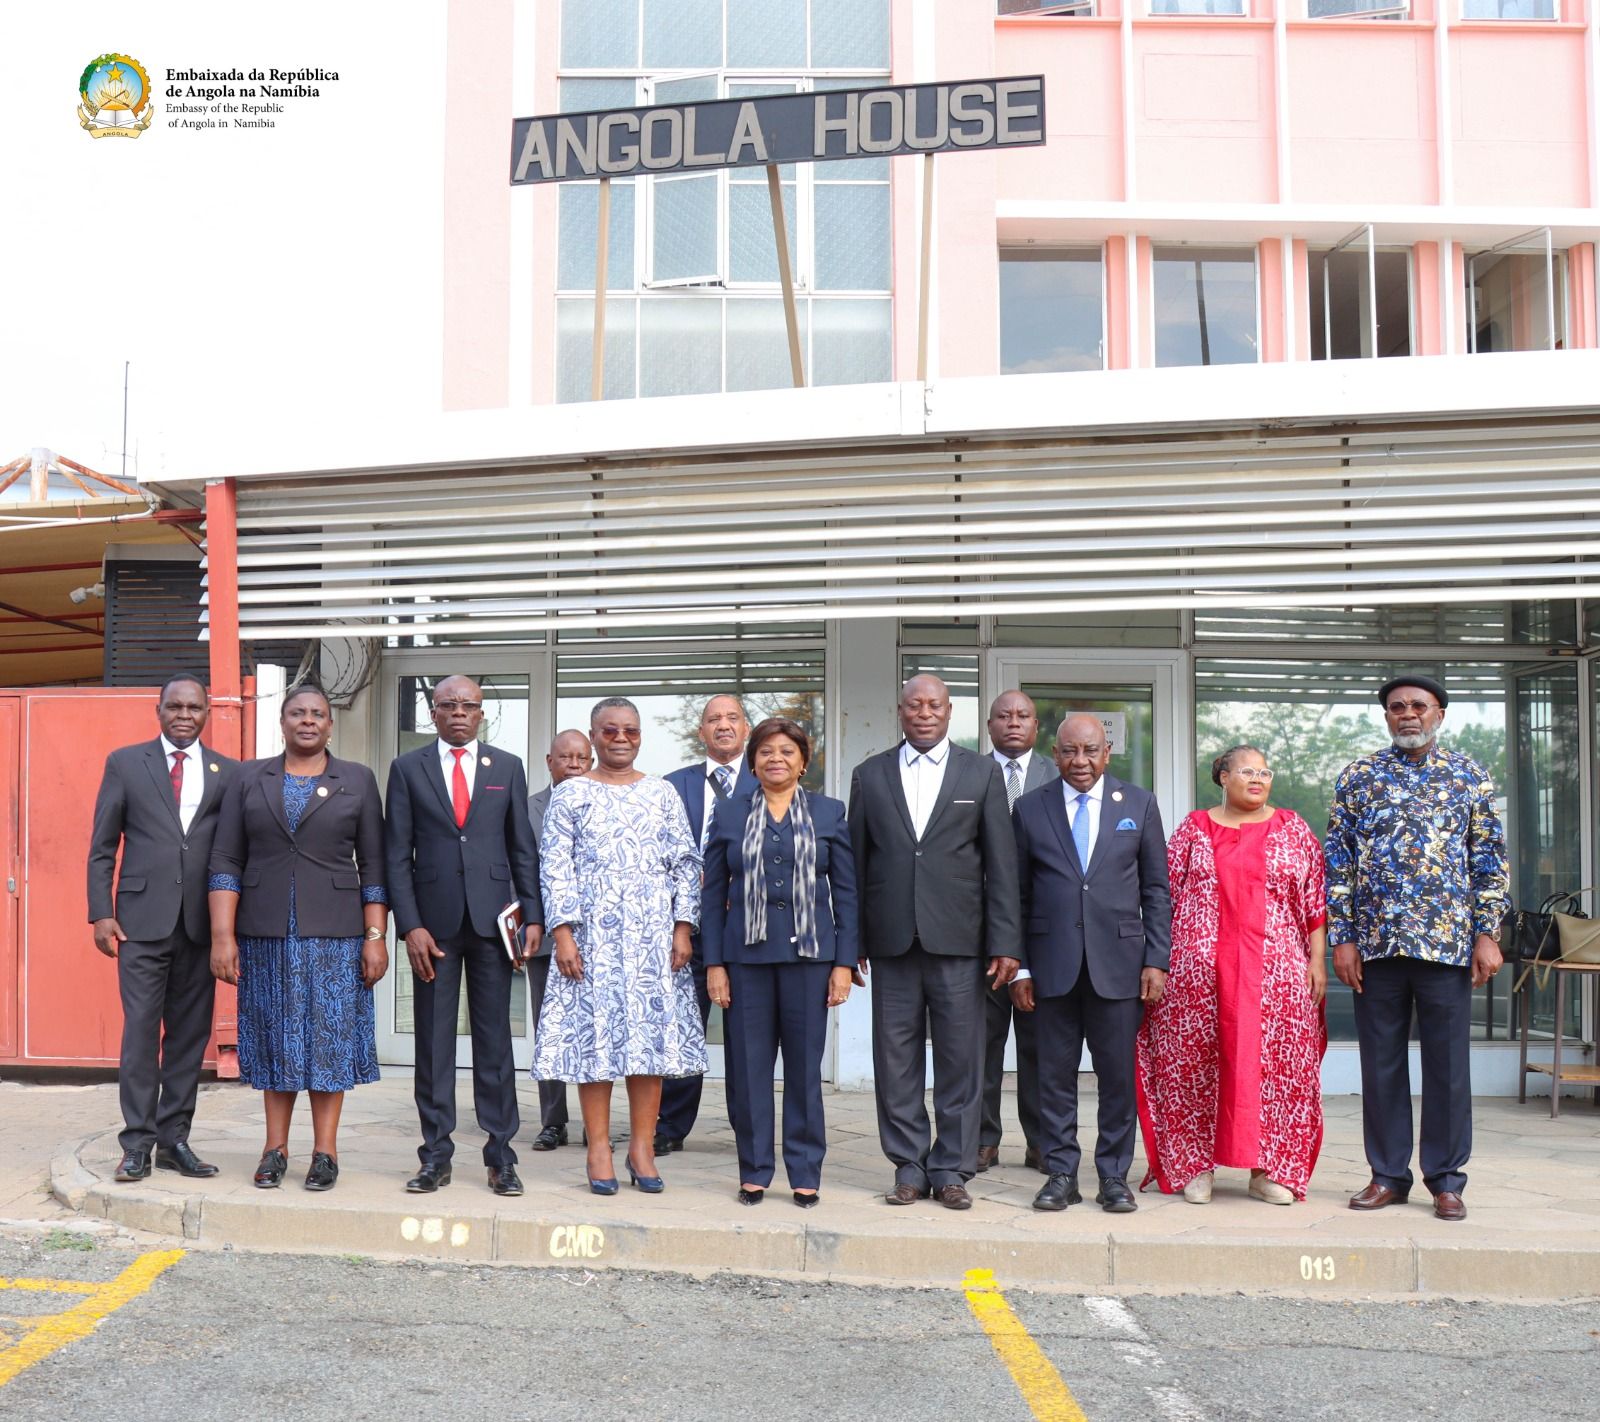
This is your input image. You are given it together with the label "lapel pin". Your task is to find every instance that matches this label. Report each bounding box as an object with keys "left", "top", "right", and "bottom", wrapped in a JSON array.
[
  {"left": 481, "top": 754, "right": 492, "bottom": 766},
  {"left": 210, "top": 762, "right": 220, "bottom": 773},
  {"left": 316, "top": 785, "right": 329, "bottom": 797},
  {"left": 1112, "top": 790, "right": 1123, "bottom": 802}
]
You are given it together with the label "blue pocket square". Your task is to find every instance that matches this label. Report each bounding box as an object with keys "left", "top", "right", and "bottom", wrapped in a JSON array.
[{"left": 1115, "top": 817, "right": 1138, "bottom": 831}]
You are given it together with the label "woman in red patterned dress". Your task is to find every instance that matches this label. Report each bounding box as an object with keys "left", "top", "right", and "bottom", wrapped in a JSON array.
[{"left": 1136, "top": 745, "right": 1327, "bottom": 1204}]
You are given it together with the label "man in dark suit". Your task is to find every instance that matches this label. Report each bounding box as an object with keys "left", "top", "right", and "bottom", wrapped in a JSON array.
[
  {"left": 658, "top": 693, "right": 756, "bottom": 1152},
  {"left": 849, "top": 674, "right": 1020, "bottom": 1210},
  {"left": 88, "top": 673, "right": 239, "bottom": 1182},
  {"left": 1012, "top": 713, "right": 1171, "bottom": 1214},
  {"left": 524, "top": 728, "right": 591, "bottom": 1151},
  {"left": 979, "top": 690, "right": 1056, "bottom": 1175},
  {"left": 385, "top": 675, "right": 542, "bottom": 1197}
]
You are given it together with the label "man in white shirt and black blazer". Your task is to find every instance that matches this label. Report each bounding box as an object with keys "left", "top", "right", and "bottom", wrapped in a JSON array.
[
  {"left": 1012, "top": 713, "right": 1170, "bottom": 1214},
  {"left": 979, "top": 691, "right": 1056, "bottom": 1175},
  {"left": 658, "top": 694, "right": 757, "bottom": 1151},
  {"left": 848, "top": 674, "right": 1021, "bottom": 1210}
]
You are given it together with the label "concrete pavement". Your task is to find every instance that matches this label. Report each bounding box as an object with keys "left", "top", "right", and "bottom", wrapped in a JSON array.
[{"left": 15, "top": 1074, "right": 1600, "bottom": 1300}]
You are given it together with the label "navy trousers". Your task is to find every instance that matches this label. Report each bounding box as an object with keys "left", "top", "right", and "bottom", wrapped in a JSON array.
[
  {"left": 1353, "top": 955, "right": 1473, "bottom": 1196},
  {"left": 412, "top": 930, "right": 519, "bottom": 1168},
  {"left": 1033, "top": 973, "right": 1143, "bottom": 1184},
  {"left": 656, "top": 950, "right": 738, "bottom": 1142},
  {"left": 725, "top": 959, "right": 834, "bottom": 1189}
]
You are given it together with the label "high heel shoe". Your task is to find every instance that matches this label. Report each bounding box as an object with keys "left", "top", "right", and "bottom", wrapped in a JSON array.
[
  {"left": 588, "top": 1175, "right": 620, "bottom": 1196},
  {"left": 737, "top": 1186, "right": 765, "bottom": 1206},
  {"left": 627, "top": 1158, "right": 665, "bottom": 1194}
]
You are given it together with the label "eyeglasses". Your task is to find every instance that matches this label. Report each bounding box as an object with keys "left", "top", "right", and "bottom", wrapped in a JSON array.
[
  {"left": 1384, "top": 699, "right": 1439, "bottom": 715},
  {"left": 595, "top": 725, "right": 642, "bottom": 740},
  {"left": 1227, "top": 767, "right": 1274, "bottom": 782},
  {"left": 434, "top": 700, "right": 483, "bottom": 714}
]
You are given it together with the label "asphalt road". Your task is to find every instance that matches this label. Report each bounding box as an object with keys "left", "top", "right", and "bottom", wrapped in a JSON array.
[{"left": 0, "top": 1234, "right": 1595, "bottom": 1421}]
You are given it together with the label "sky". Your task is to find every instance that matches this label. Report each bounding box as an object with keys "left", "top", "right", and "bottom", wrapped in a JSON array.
[{"left": 1, "top": 4, "right": 451, "bottom": 484}]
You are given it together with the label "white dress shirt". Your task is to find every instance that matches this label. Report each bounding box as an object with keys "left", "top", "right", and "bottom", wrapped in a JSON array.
[
  {"left": 900, "top": 737, "right": 950, "bottom": 840},
  {"left": 438, "top": 738, "right": 479, "bottom": 799},
  {"left": 1064, "top": 775, "right": 1106, "bottom": 864},
  {"left": 160, "top": 734, "right": 204, "bottom": 834}
]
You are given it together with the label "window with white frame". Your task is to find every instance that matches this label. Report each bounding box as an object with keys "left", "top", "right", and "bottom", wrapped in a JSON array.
[
  {"left": 1152, "top": 245, "right": 1259, "bottom": 368},
  {"left": 1310, "top": 231, "right": 1412, "bottom": 360},
  {"left": 555, "top": 0, "right": 892, "bottom": 402},
  {"left": 1461, "top": 0, "right": 1556, "bottom": 17},
  {"left": 998, "top": 246, "right": 1106, "bottom": 374},
  {"left": 1307, "top": 0, "right": 1408, "bottom": 18},
  {"left": 1467, "top": 236, "right": 1568, "bottom": 354},
  {"left": 998, "top": 0, "right": 1096, "bottom": 16},
  {"left": 1150, "top": 0, "right": 1247, "bottom": 15}
]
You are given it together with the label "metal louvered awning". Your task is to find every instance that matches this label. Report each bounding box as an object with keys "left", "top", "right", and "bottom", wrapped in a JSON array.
[{"left": 204, "top": 418, "right": 1600, "bottom": 641}]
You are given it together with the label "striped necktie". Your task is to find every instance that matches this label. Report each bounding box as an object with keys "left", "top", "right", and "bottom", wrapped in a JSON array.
[{"left": 1005, "top": 759, "right": 1022, "bottom": 813}]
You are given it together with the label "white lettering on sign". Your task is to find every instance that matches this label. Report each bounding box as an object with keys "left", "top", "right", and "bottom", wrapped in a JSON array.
[
  {"left": 728, "top": 101, "right": 767, "bottom": 162},
  {"left": 549, "top": 1224, "right": 606, "bottom": 1260},
  {"left": 1099, "top": 712, "right": 1126, "bottom": 756},
  {"left": 815, "top": 91, "right": 857, "bottom": 157}
]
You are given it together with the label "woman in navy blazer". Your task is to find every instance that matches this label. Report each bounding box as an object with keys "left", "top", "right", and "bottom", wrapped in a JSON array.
[{"left": 702, "top": 717, "right": 857, "bottom": 1207}]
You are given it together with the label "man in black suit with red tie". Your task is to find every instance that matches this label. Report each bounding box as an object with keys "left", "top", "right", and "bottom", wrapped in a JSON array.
[
  {"left": 385, "top": 676, "right": 542, "bottom": 1197},
  {"left": 88, "top": 673, "right": 239, "bottom": 1183}
]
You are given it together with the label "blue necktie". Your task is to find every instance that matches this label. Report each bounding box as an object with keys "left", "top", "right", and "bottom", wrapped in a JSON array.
[
  {"left": 712, "top": 765, "right": 734, "bottom": 798},
  {"left": 1072, "top": 791, "right": 1091, "bottom": 867}
]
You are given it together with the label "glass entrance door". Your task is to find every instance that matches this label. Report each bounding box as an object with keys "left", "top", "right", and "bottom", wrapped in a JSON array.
[{"left": 374, "top": 657, "right": 542, "bottom": 1069}]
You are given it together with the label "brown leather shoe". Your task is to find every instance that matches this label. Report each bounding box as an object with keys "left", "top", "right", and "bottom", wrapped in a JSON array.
[
  {"left": 885, "top": 1182, "right": 927, "bottom": 1205},
  {"left": 1349, "top": 1180, "right": 1409, "bottom": 1211},
  {"left": 934, "top": 1184, "right": 973, "bottom": 1211},
  {"left": 1432, "top": 1191, "right": 1467, "bottom": 1222},
  {"left": 975, "top": 1146, "right": 999, "bottom": 1173},
  {"left": 1024, "top": 1146, "right": 1046, "bottom": 1174}
]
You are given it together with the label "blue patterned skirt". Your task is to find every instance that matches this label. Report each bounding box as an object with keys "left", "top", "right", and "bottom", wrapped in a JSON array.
[{"left": 236, "top": 933, "right": 380, "bottom": 1093}]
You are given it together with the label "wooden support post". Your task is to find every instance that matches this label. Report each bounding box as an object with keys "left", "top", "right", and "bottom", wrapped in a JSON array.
[
  {"left": 917, "top": 153, "right": 935, "bottom": 382},
  {"left": 591, "top": 176, "right": 611, "bottom": 402},
  {"left": 767, "top": 162, "right": 805, "bottom": 387}
]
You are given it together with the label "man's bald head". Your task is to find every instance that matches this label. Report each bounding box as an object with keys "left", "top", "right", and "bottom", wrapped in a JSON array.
[
  {"left": 1054, "top": 714, "right": 1111, "bottom": 793},
  {"left": 899, "top": 674, "right": 953, "bottom": 752},
  {"left": 547, "top": 729, "right": 593, "bottom": 785}
]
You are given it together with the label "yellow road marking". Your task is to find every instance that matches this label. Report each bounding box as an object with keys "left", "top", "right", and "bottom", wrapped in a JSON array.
[
  {"left": 0, "top": 1249, "right": 184, "bottom": 1388},
  {"left": 963, "top": 1268, "right": 1090, "bottom": 1422},
  {"left": 0, "top": 1278, "right": 100, "bottom": 1295}
]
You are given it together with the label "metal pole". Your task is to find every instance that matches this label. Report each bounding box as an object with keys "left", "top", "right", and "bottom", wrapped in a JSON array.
[
  {"left": 121, "top": 361, "right": 130, "bottom": 479},
  {"left": 1367, "top": 225, "right": 1378, "bottom": 358},
  {"left": 767, "top": 163, "right": 804, "bottom": 387},
  {"left": 1546, "top": 225, "right": 1557, "bottom": 350},
  {"left": 917, "top": 153, "right": 935, "bottom": 382},
  {"left": 591, "top": 177, "right": 611, "bottom": 402}
]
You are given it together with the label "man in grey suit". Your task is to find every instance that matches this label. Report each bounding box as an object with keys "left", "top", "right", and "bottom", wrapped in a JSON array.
[
  {"left": 978, "top": 691, "right": 1055, "bottom": 1175},
  {"left": 525, "top": 728, "right": 592, "bottom": 1150},
  {"left": 1012, "top": 714, "right": 1171, "bottom": 1214},
  {"left": 849, "top": 674, "right": 1021, "bottom": 1210},
  {"left": 88, "top": 674, "right": 239, "bottom": 1183}
]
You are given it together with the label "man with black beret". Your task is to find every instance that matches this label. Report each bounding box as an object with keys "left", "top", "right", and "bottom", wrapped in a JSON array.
[{"left": 1324, "top": 672, "right": 1509, "bottom": 1222}]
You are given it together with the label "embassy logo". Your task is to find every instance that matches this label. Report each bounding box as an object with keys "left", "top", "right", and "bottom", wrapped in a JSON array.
[{"left": 78, "top": 53, "right": 156, "bottom": 138}]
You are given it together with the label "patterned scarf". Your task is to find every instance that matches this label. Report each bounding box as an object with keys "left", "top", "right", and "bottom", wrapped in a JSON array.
[{"left": 740, "top": 785, "right": 818, "bottom": 958}]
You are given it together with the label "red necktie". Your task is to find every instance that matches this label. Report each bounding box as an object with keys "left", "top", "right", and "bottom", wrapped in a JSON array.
[
  {"left": 451, "top": 747, "right": 470, "bottom": 828},
  {"left": 170, "top": 749, "right": 186, "bottom": 806}
]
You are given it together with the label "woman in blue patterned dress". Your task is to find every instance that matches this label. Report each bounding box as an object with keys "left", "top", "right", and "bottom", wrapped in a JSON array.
[
  {"left": 208, "top": 685, "right": 388, "bottom": 1192},
  {"left": 532, "top": 697, "right": 705, "bottom": 1195}
]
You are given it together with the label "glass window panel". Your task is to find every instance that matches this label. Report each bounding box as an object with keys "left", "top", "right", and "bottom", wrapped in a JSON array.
[
  {"left": 1153, "top": 245, "right": 1258, "bottom": 368},
  {"left": 642, "top": 0, "right": 722, "bottom": 68},
  {"left": 1194, "top": 600, "right": 1575, "bottom": 645},
  {"left": 899, "top": 619, "right": 980, "bottom": 646},
  {"left": 1151, "top": 0, "right": 1246, "bottom": 11},
  {"left": 558, "top": 180, "right": 636, "bottom": 291},
  {"left": 1463, "top": 0, "right": 1554, "bottom": 15},
  {"left": 812, "top": 298, "right": 891, "bottom": 386},
  {"left": 1470, "top": 251, "right": 1563, "bottom": 354},
  {"left": 639, "top": 296, "right": 722, "bottom": 396},
  {"left": 996, "top": 610, "right": 1181, "bottom": 649},
  {"left": 558, "top": 78, "right": 637, "bottom": 115},
  {"left": 556, "top": 297, "right": 638, "bottom": 403},
  {"left": 726, "top": 298, "right": 808, "bottom": 391},
  {"left": 654, "top": 74, "right": 720, "bottom": 104},
  {"left": 813, "top": 79, "right": 890, "bottom": 180},
  {"left": 651, "top": 174, "right": 719, "bottom": 283},
  {"left": 1309, "top": 0, "right": 1408, "bottom": 14},
  {"left": 814, "top": 185, "right": 891, "bottom": 291},
  {"left": 1311, "top": 247, "right": 1411, "bottom": 360},
  {"left": 999, "top": 248, "right": 1105, "bottom": 374},
  {"left": 729, "top": 182, "right": 797, "bottom": 284},
  {"left": 811, "top": 0, "right": 891, "bottom": 67},
  {"left": 561, "top": 0, "right": 640, "bottom": 68},
  {"left": 729, "top": 0, "right": 807, "bottom": 66}
]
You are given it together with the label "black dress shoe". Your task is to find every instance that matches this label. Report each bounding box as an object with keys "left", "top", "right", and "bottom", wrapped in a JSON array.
[
  {"left": 304, "top": 1152, "right": 338, "bottom": 1192},
  {"left": 405, "top": 1163, "right": 452, "bottom": 1193},
  {"left": 653, "top": 1132, "right": 684, "bottom": 1154},
  {"left": 1096, "top": 1177, "right": 1137, "bottom": 1213},
  {"left": 737, "top": 1186, "right": 765, "bottom": 1206},
  {"left": 531, "top": 1125, "right": 568, "bottom": 1151},
  {"left": 792, "top": 1190, "right": 820, "bottom": 1209},
  {"left": 488, "top": 1165, "right": 524, "bottom": 1197},
  {"left": 155, "top": 1142, "right": 219, "bottom": 1178},
  {"left": 1032, "top": 1174, "right": 1082, "bottom": 1212},
  {"left": 114, "top": 1149, "right": 151, "bottom": 1183},
  {"left": 253, "top": 1148, "right": 288, "bottom": 1189}
]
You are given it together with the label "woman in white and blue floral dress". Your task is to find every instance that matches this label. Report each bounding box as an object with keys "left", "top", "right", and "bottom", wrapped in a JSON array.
[{"left": 532, "top": 697, "right": 704, "bottom": 1196}]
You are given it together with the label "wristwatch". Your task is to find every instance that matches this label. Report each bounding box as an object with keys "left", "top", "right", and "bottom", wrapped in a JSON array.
[{"left": 364, "top": 926, "right": 386, "bottom": 941}]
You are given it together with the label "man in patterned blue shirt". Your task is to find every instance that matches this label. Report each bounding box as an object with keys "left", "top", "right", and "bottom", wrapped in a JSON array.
[{"left": 1325, "top": 673, "right": 1509, "bottom": 1223}]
